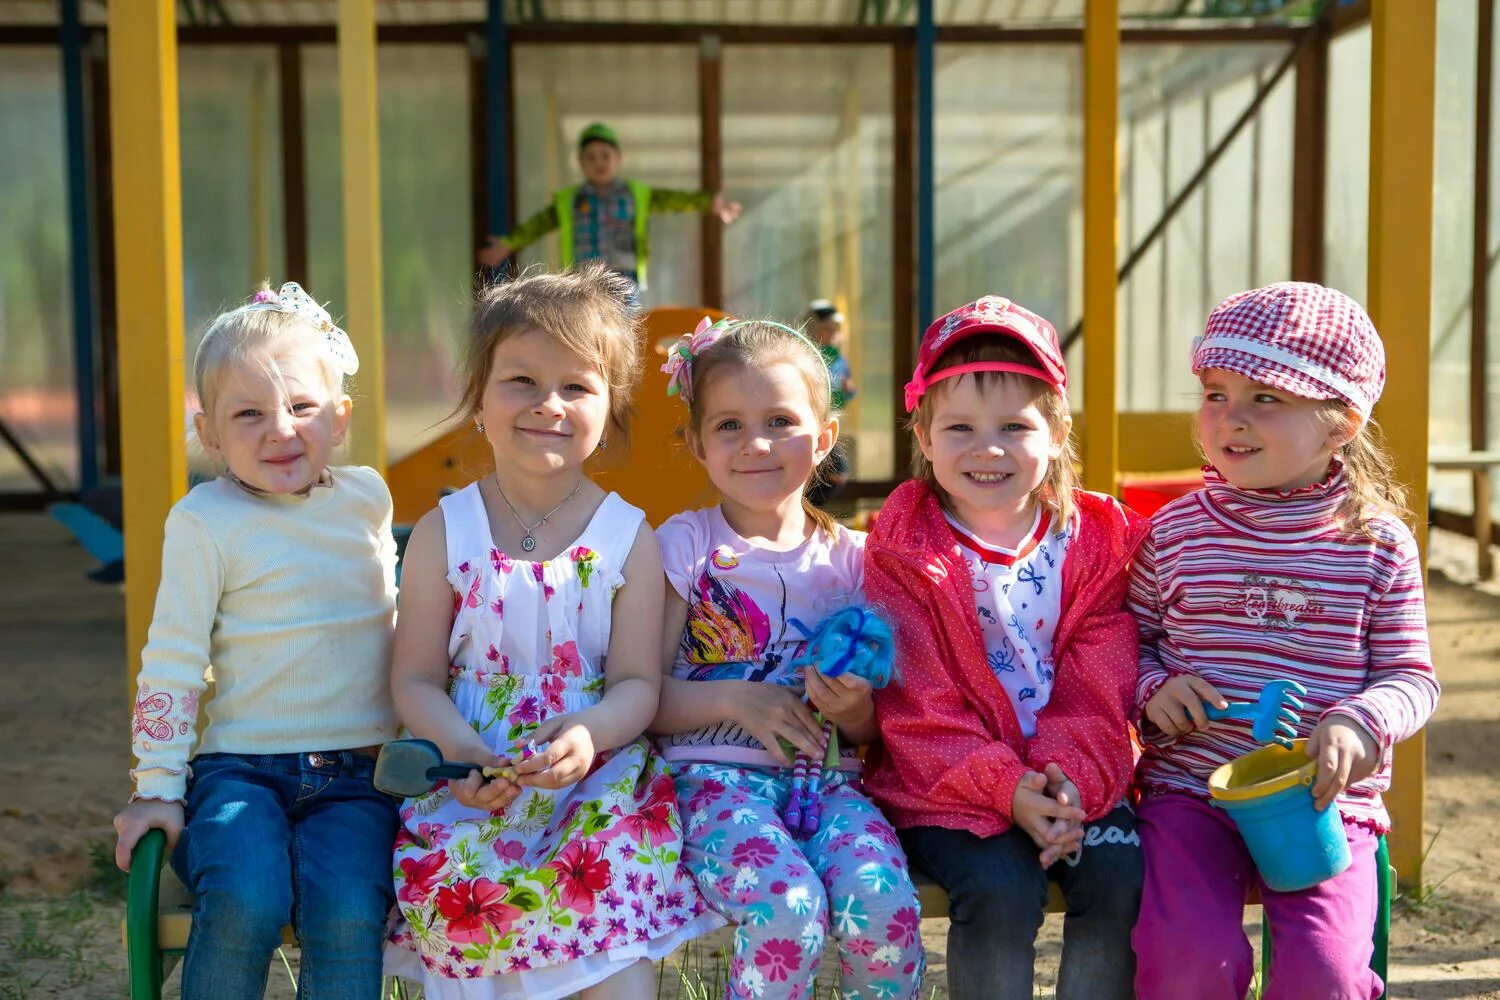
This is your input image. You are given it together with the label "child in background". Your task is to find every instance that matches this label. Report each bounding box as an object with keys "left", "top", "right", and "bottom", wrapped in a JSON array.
[
  {"left": 478, "top": 122, "right": 741, "bottom": 300},
  {"left": 1130, "top": 282, "right": 1440, "bottom": 1000},
  {"left": 864, "top": 296, "right": 1147, "bottom": 1000},
  {"left": 386, "top": 263, "right": 720, "bottom": 999},
  {"left": 805, "top": 298, "right": 855, "bottom": 509},
  {"left": 112, "top": 283, "right": 400, "bottom": 1000},
  {"left": 652, "top": 317, "right": 925, "bottom": 1000}
]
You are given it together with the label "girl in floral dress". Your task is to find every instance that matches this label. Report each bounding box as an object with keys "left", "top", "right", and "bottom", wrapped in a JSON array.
[
  {"left": 651, "top": 318, "right": 926, "bottom": 1000},
  {"left": 386, "top": 263, "right": 722, "bottom": 999}
]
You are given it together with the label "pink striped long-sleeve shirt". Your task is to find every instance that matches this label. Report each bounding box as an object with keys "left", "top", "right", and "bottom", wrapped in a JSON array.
[{"left": 1128, "top": 464, "right": 1439, "bottom": 832}]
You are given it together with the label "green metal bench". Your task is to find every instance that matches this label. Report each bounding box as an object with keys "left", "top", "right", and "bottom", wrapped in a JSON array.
[{"left": 125, "top": 826, "right": 1392, "bottom": 999}]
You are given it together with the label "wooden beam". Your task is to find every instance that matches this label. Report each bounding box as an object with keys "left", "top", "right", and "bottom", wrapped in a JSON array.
[
  {"left": 1367, "top": 0, "right": 1435, "bottom": 889},
  {"left": 108, "top": 0, "right": 186, "bottom": 695},
  {"left": 278, "top": 44, "right": 309, "bottom": 286},
  {"left": 892, "top": 41, "right": 915, "bottom": 479},
  {"left": 1082, "top": 0, "right": 1119, "bottom": 495},
  {"left": 337, "top": 0, "right": 385, "bottom": 471},
  {"left": 698, "top": 34, "right": 724, "bottom": 309},
  {"left": 1290, "top": 17, "right": 1327, "bottom": 282},
  {"left": 89, "top": 41, "right": 121, "bottom": 479}
]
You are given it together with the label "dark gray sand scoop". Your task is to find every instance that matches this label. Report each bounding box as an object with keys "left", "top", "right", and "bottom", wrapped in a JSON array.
[{"left": 373, "top": 738, "right": 517, "bottom": 797}]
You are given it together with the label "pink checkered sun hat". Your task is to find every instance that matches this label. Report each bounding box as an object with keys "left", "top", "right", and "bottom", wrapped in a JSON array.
[{"left": 1191, "top": 281, "right": 1386, "bottom": 419}]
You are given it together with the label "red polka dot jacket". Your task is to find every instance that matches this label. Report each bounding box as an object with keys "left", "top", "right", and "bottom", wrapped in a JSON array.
[{"left": 863, "top": 480, "right": 1149, "bottom": 837}]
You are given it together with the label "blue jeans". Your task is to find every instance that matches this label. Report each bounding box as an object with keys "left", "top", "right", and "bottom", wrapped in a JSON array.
[
  {"left": 900, "top": 803, "right": 1142, "bottom": 1000},
  {"left": 171, "top": 751, "right": 398, "bottom": 1000}
]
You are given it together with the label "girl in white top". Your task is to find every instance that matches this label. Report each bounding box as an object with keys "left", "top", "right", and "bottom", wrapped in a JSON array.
[
  {"left": 386, "top": 263, "right": 719, "bottom": 1000},
  {"left": 112, "top": 283, "right": 400, "bottom": 1000}
]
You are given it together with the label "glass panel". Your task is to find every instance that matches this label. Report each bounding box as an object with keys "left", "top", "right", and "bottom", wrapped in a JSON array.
[
  {"left": 1430, "top": 0, "right": 1478, "bottom": 515},
  {"left": 1490, "top": 0, "right": 1500, "bottom": 508},
  {"left": 180, "top": 47, "right": 285, "bottom": 376},
  {"left": 722, "top": 45, "right": 895, "bottom": 482},
  {"left": 0, "top": 48, "right": 76, "bottom": 492},
  {"left": 1117, "top": 42, "right": 1296, "bottom": 413},
  {"left": 1323, "top": 24, "right": 1370, "bottom": 307},
  {"left": 303, "top": 45, "right": 473, "bottom": 462},
  {"left": 935, "top": 44, "right": 1082, "bottom": 408},
  {"left": 510, "top": 44, "right": 701, "bottom": 310}
]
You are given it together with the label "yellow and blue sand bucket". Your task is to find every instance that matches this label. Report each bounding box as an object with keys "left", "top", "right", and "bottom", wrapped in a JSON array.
[{"left": 1208, "top": 739, "right": 1351, "bottom": 892}]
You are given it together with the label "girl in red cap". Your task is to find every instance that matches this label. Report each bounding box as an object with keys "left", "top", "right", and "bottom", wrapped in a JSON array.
[
  {"left": 1129, "top": 282, "right": 1440, "bottom": 1000},
  {"left": 863, "top": 295, "right": 1149, "bottom": 1000}
]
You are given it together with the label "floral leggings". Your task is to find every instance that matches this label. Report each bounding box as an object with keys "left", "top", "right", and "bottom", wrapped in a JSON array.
[{"left": 673, "top": 763, "right": 926, "bottom": 1000}]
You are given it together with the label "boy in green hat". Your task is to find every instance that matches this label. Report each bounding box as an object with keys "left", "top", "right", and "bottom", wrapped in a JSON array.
[{"left": 478, "top": 122, "right": 741, "bottom": 294}]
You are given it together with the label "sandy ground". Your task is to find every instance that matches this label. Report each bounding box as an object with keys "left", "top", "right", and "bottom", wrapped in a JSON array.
[{"left": 0, "top": 512, "right": 1496, "bottom": 998}]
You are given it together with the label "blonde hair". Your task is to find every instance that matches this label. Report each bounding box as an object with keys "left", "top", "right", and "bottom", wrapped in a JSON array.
[
  {"left": 908, "top": 336, "right": 1079, "bottom": 527},
  {"left": 683, "top": 320, "right": 839, "bottom": 537},
  {"left": 1319, "top": 403, "right": 1410, "bottom": 534},
  {"left": 456, "top": 262, "right": 641, "bottom": 443},
  {"left": 193, "top": 284, "right": 345, "bottom": 422}
]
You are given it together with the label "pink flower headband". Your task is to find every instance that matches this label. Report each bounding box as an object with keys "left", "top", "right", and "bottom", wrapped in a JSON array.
[
  {"left": 247, "top": 281, "right": 360, "bottom": 377},
  {"left": 662, "top": 315, "right": 729, "bottom": 404},
  {"left": 662, "top": 315, "right": 831, "bottom": 407}
]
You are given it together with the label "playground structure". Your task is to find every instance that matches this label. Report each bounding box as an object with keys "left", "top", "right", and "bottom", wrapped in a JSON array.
[{"left": 3, "top": 0, "right": 1493, "bottom": 891}]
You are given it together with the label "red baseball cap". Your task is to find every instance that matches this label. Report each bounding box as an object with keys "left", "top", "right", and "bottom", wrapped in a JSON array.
[{"left": 904, "top": 295, "right": 1066, "bottom": 411}]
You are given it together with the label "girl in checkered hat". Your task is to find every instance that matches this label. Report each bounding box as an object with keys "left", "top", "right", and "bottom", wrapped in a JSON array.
[
  {"left": 1129, "top": 281, "right": 1440, "bottom": 1000},
  {"left": 861, "top": 295, "right": 1150, "bottom": 1000}
]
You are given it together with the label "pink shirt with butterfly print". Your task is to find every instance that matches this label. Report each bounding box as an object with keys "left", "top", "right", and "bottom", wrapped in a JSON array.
[{"left": 657, "top": 505, "right": 867, "bottom": 769}]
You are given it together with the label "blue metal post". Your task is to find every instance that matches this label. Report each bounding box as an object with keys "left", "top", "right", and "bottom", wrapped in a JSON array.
[
  {"left": 62, "top": 0, "right": 98, "bottom": 492},
  {"left": 485, "top": 0, "right": 511, "bottom": 238},
  {"left": 916, "top": 0, "right": 936, "bottom": 331}
]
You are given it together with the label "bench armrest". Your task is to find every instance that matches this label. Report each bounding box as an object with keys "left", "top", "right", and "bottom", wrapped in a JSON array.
[{"left": 126, "top": 828, "right": 166, "bottom": 1000}]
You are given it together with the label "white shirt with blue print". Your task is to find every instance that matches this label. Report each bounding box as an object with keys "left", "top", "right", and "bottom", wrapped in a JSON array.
[{"left": 945, "top": 507, "right": 1072, "bottom": 738}]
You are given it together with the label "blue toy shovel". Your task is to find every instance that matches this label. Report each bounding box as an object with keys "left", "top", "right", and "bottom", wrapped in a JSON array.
[{"left": 1203, "top": 679, "right": 1308, "bottom": 748}]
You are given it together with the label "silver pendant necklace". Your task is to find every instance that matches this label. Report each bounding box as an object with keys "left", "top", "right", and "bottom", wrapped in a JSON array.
[{"left": 494, "top": 475, "right": 581, "bottom": 553}]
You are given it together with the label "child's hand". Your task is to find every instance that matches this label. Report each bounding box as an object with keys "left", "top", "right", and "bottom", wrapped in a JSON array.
[
  {"left": 477, "top": 236, "right": 514, "bottom": 268},
  {"left": 731, "top": 682, "right": 825, "bottom": 765},
  {"left": 804, "top": 668, "right": 874, "bottom": 730},
  {"left": 1143, "top": 674, "right": 1228, "bottom": 739},
  {"left": 450, "top": 766, "right": 522, "bottom": 813},
  {"left": 1011, "top": 771, "right": 1086, "bottom": 866},
  {"left": 513, "top": 715, "right": 595, "bottom": 790},
  {"left": 1307, "top": 713, "right": 1379, "bottom": 810},
  {"left": 113, "top": 798, "right": 185, "bottom": 872},
  {"left": 712, "top": 193, "right": 742, "bottom": 225},
  {"left": 443, "top": 736, "right": 522, "bottom": 812},
  {"left": 1037, "top": 763, "right": 1085, "bottom": 867}
]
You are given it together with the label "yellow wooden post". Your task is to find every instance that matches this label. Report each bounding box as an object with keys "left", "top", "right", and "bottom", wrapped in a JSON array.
[
  {"left": 1082, "top": 0, "right": 1120, "bottom": 495},
  {"left": 338, "top": 0, "right": 385, "bottom": 471},
  {"left": 109, "top": 0, "right": 186, "bottom": 696},
  {"left": 1367, "top": 0, "right": 1435, "bottom": 889}
]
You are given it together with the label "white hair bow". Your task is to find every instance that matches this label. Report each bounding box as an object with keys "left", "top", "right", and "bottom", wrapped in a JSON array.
[{"left": 249, "top": 282, "right": 360, "bottom": 377}]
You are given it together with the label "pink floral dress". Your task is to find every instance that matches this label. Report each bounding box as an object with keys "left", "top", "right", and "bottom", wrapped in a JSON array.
[{"left": 386, "top": 485, "right": 722, "bottom": 1000}]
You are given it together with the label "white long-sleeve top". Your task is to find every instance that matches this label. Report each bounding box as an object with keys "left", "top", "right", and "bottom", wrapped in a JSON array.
[
  {"left": 130, "top": 466, "right": 399, "bottom": 802},
  {"left": 1128, "top": 464, "right": 1440, "bottom": 832}
]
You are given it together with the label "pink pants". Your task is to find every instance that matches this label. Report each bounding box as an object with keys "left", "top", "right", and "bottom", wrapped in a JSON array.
[{"left": 1132, "top": 793, "right": 1383, "bottom": 1000}]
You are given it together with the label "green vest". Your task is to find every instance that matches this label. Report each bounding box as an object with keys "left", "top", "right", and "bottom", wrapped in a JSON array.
[{"left": 554, "top": 179, "right": 655, "bottom": 289}]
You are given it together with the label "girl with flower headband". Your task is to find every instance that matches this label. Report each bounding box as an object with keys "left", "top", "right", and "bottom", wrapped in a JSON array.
[
  {"left": 862, "top": 295, "right": 1147, "bottom": 1000},
  {"left": 112, "top": 282, "right": 401, "bottom": 999},
  {"left": 385, "top": 263, "right": 719, "bottom": 999},
  {"left": 651, "top": 316, "right": 925, "bottom": 1000},
  {"left": 1129, "top": 283, "right": 1440, "bottom": 999}
]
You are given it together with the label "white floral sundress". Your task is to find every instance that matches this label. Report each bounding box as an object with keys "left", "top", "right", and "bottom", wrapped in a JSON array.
[{"left": 386, "top": 485, "right": 723, "bottom": 1000}]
